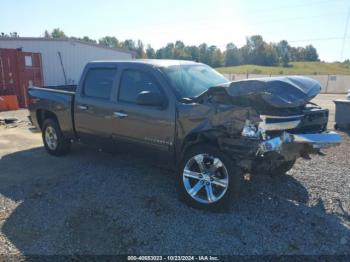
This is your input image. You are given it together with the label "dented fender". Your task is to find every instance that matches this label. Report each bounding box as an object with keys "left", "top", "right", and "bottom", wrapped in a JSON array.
[
  {"left": 176, "top": 102, "right": 260, "bottom": 154},
  {"left": 177, "top": 103, "right": 259, "bottom": 137}
]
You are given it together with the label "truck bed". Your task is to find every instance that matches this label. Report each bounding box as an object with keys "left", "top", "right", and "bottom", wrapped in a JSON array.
[
  {"left": 40, "top": 85, "right": 77, "bottom": 92},
  {"left": 28, "top": 86, "right": 76, "bottom": 139}
]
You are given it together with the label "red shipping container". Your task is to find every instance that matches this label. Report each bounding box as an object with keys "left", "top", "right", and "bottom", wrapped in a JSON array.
[{"left": 0, "top": 48, "right": 43, "bottom": 108}]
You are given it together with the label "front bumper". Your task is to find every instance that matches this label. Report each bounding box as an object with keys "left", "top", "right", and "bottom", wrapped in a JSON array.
[{"left": 258, "top": 131, "right": 341, "bottom": 156}]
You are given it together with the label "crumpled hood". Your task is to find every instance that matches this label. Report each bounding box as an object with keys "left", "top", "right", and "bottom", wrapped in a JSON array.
[{"left": 223, "top": 76, "right": 321, "bottom": 109}]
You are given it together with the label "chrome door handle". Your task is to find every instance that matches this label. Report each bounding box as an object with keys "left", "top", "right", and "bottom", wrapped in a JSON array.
[
  {"left": 113, "top": 111, "right": 128, "bottom": 118},
  {"left": 78, "top": 105, "right": 88, "bottom": 110}
]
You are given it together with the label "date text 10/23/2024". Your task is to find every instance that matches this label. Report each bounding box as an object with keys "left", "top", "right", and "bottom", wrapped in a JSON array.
[{"left": 127, "top": 256, "right": 219, "bottom": 261}]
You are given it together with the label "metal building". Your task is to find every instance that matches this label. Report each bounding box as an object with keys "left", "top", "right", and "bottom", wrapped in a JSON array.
[{"left": 0, "top": 37, "right": 134, "bottom": 87}]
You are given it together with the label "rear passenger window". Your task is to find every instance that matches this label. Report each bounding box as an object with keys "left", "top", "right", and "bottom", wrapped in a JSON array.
[
  {"left": 119, "top": 69, "right": 162, "bottom": 103},
  {"left": 83, "top": 68, "right": 116, "bottom": 99}
]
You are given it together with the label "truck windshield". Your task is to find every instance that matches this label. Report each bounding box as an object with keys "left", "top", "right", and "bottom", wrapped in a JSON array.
[{"left": 160, "top": 64, "right": 228, "bottom": 98}]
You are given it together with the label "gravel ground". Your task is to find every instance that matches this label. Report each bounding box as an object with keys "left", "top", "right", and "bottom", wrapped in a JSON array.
[{"left": 0, "top": 94, "right": 349, "bottom": 255}]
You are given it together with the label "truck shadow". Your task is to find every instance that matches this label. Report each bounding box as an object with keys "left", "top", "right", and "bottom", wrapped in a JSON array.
[{"left": 0, "top": 145, "right": 349, "bottom": 255}]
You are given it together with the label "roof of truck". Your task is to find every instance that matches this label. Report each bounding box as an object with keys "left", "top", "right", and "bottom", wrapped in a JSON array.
[{"left": 88, "top": 59, "right": 200, "bottom": 67}]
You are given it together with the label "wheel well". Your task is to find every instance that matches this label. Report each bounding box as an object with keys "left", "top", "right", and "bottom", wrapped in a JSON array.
[
  {"left": 36, "top": 110, "right": 58, "bottom": 129},
  {"left": 181, "top": 131, "right": 223, "bottom": 155}
]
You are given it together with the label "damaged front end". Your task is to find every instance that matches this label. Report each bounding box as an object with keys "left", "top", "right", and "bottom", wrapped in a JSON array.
[
  {"left": 179, "top": 76, "right": 341, "bottom": 172},
  {"left": 231, "top": 76, "right": 341, "bottom": 162},
  {"left": 242, "top": 117, "right": 341, "bottom": 161}
]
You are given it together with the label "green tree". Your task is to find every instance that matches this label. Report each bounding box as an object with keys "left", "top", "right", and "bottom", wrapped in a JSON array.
[
  {"left": 242, "top": 35, "right": 278, "bottom": 66},
  {"left": 162, "top": 43, "right": 175, "bottom": 59},
  {"left": 303, "top": 45, "right": 319, "bottom": 61},
  {"left": 264, "top": 43, "right": 278, "bottom": 66},
  {"left": 209, "top": 46, "right": 223, "bottom": 67},
  {"left": 289, "top": 45, "right": 318, "bottom": 62},
  {"left": 51, "top": 28, "right": 66, "bottom": 38},
  {"left": 31, "top": 32, "right": 321, "bottom": 67},
  {"left": 175, "top": 40, "right": 185, "bottom": 49},
  {"left": 99, "top": 36, "right": 120, "bottom": 48},
  {"left": 198, "top": 43, "right": 210, "bottom": 65},
  {"left": 121, "top": 39, "right": 136, "bottom": 50},
  {"left": 9, "top": 32, "right": 19, "bottom": 38},
  {"left": 173, "top": 40, "right": 192, "bottom": 60},
  {"left": 1, "top": 32, "right": 19, "bottom": 38},
  {"left": 247, "top": 35, "right": 266, "bottom": 65},
  {"left": 135, "top": 40, "right": 146, "bottom": 58},
  {"left": 81, "top": 36, "right": 97, "bottom": 44},
  {"left": 239, "top": 45, "right": 250, "bottom": 65},
  {"left": 224, "top": 43, "right": 241, "bottom": 66},
  {"left": 290, "top": 46, "right": 302, "bottom": 61},
  {"left": 276, "top": 40, "right": 290, "bottom": 67},
  {"left": 185, "top": 46, "right": 200, "bottom": 61},
  {"left": 146, "top": 45, "right": 156, "bottom": 59},
  {"left": 44, "top": 30, "right": 51, "bottom": 38},
  {"left": 70, "top": 36, "right": 97, "bottom": 44},
  {"left": 155, "top": 48, "right": 163, "bottom": 59}
]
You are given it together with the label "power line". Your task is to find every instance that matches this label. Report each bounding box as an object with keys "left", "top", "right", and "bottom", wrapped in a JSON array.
[
  {"left": 247, "top": 12, "right": 346, "bottom": 25},
  {"left": 340, "top": 5, "right": 350, "bottom": 60},
  {"left": 289, "top": 36, "right": 350, "bottom": 43},
  {"left": 242, "top": 0, "right": 345, "bottom": 16}
]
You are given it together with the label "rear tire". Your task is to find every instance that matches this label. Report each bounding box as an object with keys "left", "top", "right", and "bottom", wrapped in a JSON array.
[
  {"left": 42, "top": 118, "right": 70, "bottom": 156},
  {"left": 177, "top": 144, "right": 242, "bottom": 211}
]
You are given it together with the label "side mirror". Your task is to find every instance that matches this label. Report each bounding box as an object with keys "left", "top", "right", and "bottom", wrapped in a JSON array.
[{"left": 136, "top": 91, "right": 165, "bottom": 107}]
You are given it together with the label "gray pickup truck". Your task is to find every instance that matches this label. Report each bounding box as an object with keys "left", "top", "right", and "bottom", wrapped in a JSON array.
[{"left": 28, "top": 60, "right": 341, "bottom": 210}]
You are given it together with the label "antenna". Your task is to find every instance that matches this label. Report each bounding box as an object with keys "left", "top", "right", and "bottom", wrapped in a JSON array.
[{"left": 57, "top": 51, "right": 67, "bottom": 85}]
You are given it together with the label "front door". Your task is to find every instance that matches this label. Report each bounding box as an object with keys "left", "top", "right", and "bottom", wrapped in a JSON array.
[{"left": 111, "top": 65, "right": 176, "bottom": 160}]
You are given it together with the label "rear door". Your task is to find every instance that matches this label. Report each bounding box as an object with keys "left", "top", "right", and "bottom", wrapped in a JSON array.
[
  {"left": 111, "top": 63, "right": 176, "bottom": 159},
  {"left": 74, "top": 64, "right": 118, "bottom": 147}
]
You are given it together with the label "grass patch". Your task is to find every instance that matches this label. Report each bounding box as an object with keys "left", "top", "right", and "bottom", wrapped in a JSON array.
[{"left": 216, "top": 62, "right": 350, "bottom": 75}]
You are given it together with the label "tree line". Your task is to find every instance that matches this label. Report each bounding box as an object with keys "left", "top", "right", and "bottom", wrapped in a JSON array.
[{"left": 1, "top": 29, "right": 319, "bottom": 67}]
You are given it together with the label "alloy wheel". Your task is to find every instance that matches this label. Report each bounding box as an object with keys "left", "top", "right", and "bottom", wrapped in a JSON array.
[
  {"left": 183, "top": 154, "right": 229, "bottom": 204},
  {"left": 45, "top": 126, "right": 58, "bottom": 150}
]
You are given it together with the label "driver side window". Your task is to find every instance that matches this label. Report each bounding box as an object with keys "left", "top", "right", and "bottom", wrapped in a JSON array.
[{"left": 118, "top": 69, "right": 162, "bottom": 103}]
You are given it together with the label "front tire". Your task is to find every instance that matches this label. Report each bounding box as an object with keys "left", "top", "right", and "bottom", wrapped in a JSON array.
[
  {"left": 177, "top": 144, "right": 242, "bottom": 210},
  {"left": 42, "top": 118, "right": 70, "bottom": 156}
]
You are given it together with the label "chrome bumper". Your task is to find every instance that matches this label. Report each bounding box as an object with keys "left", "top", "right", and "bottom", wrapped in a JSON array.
[{"left": 258, "top": 131, "right": 341, "bottom": 155}]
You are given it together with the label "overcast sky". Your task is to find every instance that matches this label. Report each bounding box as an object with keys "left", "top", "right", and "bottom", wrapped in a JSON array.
[{"left": 1, "top": 0, "right": 349, "bottom": 62}]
